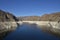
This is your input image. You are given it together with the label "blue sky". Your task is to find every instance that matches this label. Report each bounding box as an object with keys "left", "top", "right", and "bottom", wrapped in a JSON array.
[{"left": 0, "top": 0, "right": 60, "bottom": 16}]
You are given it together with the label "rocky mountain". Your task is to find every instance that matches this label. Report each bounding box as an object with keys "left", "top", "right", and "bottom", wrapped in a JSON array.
[
  {"left": 0, "top": 10, "right": 18, "bottom": 22},
  {"left": 0, "top": 10, "right": 18, "bottom": 40},
  {"left": 18, "top": 16, "right": 40, "bottom": 21},
  {"left": 40, "top": 12, "right": 60, "bottom": 21},
  {"left": 18, "top": 12, "right": 60, "bottom": 21}
]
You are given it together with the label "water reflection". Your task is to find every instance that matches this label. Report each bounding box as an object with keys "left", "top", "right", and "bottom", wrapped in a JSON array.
[{"left": 4, "top": 23, "right": 60, "bottom": 40}]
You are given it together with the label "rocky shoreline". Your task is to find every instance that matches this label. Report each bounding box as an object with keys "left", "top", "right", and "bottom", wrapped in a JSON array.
[
  {"left": 0, "top": 10, "right": 18, "bottom": 40},
  {"left": 18, "top": 21, "right": 60, "bottom": 37}
]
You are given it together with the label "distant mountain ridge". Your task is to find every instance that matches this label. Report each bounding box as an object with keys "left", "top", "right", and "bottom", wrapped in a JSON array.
[
  {"left": 18, "top": 12, "right": 60, "bottom": 21},
  {"left": 40, "top": 12, "right": 60, "bottom": 21},
  {"left": 18, "top": 16, "right": 40, "bottom": 21}
]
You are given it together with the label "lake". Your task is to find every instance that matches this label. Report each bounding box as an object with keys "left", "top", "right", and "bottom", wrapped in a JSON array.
[{"left": 4, "top": 23, "right": 60, "bottom": 40}]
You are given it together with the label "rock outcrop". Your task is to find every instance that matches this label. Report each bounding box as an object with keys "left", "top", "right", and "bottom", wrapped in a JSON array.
[
  {"left": 40, "top": 12, "right": 60, "bottom": 21},
  {"left": 0, "top": 10, "right": 18, "bottom": 40},
  {"left": 18, "top": 16, "right": 40, "bottom": 21},
  {"left": 18, "top": 12, "right": 60, "bottom": 21}
]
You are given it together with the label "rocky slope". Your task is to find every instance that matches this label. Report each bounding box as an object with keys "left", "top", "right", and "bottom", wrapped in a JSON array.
[
  {"left": 40, "top": 12, "right": 60, "bottom": 21},
  {"left": 0, "top": 10, "right": 18, "bottom": 40},
  {"left": 18, "top": 12, "right": 60, "bottom": 21},
  {"left": 18, "top": 16, "right": 40, "bottom": 21}
]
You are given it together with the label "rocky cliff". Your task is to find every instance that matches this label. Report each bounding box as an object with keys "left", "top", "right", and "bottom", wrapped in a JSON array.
[
  {"left": 40, "top": 12, "right": 60, "bottom": 21},
  {"left": 18, "top": 16, "right": 40, "bottom": 21},
  {"left": 0, "top": 10, "right": 18, "bottom": 40},
  {"left": 0, "top": 10, "right": 18, "bottom": 22},
  {"left": 18, "top": 12, "right": 60, "bottom": 21}
]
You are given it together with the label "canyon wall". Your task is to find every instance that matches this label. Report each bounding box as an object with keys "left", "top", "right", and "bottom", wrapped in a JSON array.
[
  {"left": 18, "top": 21, "right": 60, "bottom": 35},
  {"left": 18, "top": 21, "right": 60, "bottom": 29}
]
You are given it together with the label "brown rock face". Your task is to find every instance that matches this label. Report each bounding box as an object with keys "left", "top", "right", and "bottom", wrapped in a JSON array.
[
  {"left": 0, "top": 10, "right": 18, "bottom": 31},
  {"left": 0, "top": 10, "right": 18, "bottom": 22},
  {"left": 18, "top": 16, "right": 40, "bottom": 21},
  {"left": 40, "top": 12, "right": 60, "bottom": 21},
  {"left": 0, "top": 10, "right": 18, "bottom": 40},
  {"left": 18, "top": 12, "right": 60, "bottom": 21}
]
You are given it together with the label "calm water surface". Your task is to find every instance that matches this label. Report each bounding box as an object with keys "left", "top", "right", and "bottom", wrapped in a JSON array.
[{"left": 4, "top": 23, "right": 60, "bottom": 40}]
